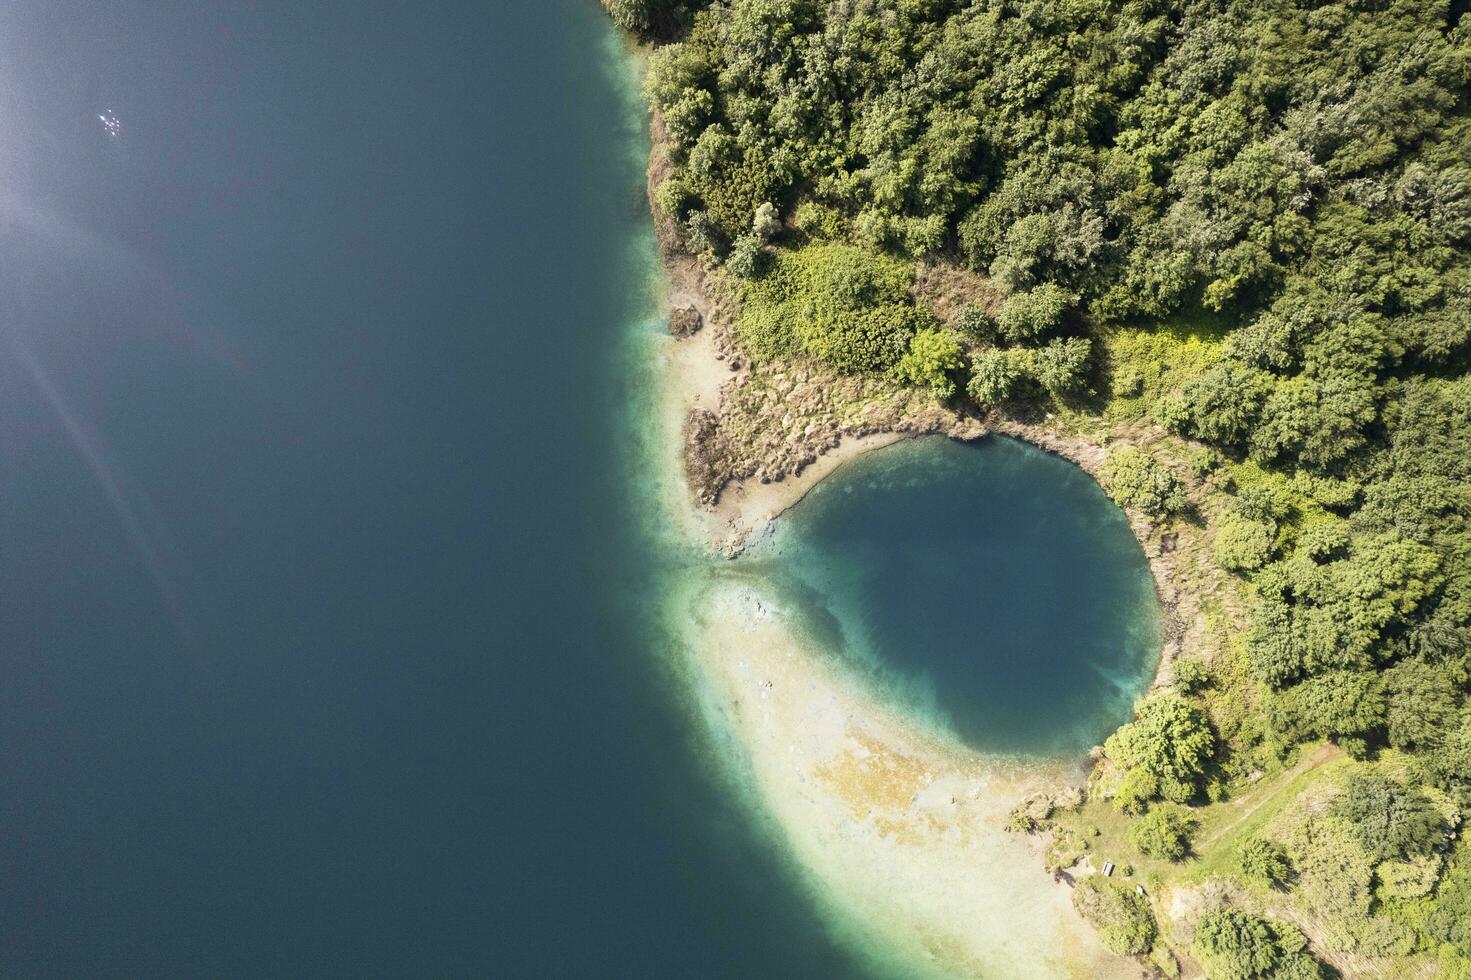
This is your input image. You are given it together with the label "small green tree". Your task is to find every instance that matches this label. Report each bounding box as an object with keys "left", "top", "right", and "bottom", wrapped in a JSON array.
[
  {"left": 967, "top": 348, "right": 1027, "bottom": 404},
  {"left": 896, "top": 328, "right": 964, "bottom": 399},
  {"left": 1105, "top": 695, "right": 1216, "bottom": 803},
  {"left": 1100, "top": 447, "right": 1187, "bottom": 516},
  {"left": 1238, "top": 837, "right": 1291, "bottom": 886},
  {"left": 752, "top": 202, "right": 782, "bottom": 241},
  {"left": 1172, "top": 658, "right": 1210, "bottom": 695},
  {"left": 1033, "top": 336, "right": 1092, "bottom": 395},
  {"left": 1072, "top": 876, "right": 1157, "bottom": 955},
  {"left": 1130, "top": 804, "right": 1195, "bottom": 861},
  {"left": 726, "top": 235, "right": 766, "bottom": 279},
  {"left": 1214, "top": 513, "right": 1275, "bottom": 572},
  {"left": 995, "top": 283, "right": 1072, "bottom": 341}
]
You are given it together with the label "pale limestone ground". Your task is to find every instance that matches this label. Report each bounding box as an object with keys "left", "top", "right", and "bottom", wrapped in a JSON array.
[{"left": 680, "top": 581, "right": 1146, "bottom": 980}]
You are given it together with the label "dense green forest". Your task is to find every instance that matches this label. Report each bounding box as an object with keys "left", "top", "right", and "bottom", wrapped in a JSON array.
[{"left": 608, "top": 0, "right": 1471, "bottom": 974}]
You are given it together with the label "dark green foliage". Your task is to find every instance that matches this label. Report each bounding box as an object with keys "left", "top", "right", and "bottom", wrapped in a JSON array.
[
  {"left": 1100, "top": 447, "right": 1187, "bottom": 517},
  {"left": 1194, "top": 907, "right": 1323, "bottom": 980},
  {"left": 1130, "top": 804, "right": 1195, "bottom": 861},
  {"left": 1072, "top": 876, "right": 1157, "bottom": 955},
  {"left": 601, "top": 0, "right": 700, "bottom": 41},
  {"left": 1238, "top": 837, "right": 1292, "bottom": 887},
  {"left": 1330, "top": 770, "right": 1446, "bottom": 863}
]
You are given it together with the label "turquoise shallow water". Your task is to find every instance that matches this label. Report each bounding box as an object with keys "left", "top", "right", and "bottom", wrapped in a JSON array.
[{"left": 749, "top": 436, "right": 1160, "bottom": 757}]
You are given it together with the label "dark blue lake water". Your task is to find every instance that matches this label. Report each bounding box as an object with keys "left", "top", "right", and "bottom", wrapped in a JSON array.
[
  {"left": 0, "top": 3, "right": 866, "bottom": 976},
  {"left": 0, "top": 4, "right": 1156, "bottom": 977}
]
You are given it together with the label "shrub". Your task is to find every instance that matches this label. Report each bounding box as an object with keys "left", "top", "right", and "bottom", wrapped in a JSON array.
[
  {"left": 1214, "top": 514, "right": 1275, "bottom": 572},
  {"left": 1172, "top": 658, "right": 1210, "bottom": 695},
  {"left": 1129, "top": 804, "right": 1195, "bottom": 861},
  {"left": 726, "top": 235, "right": 766, "bottom": 279},
  {"left": 995, "top": 283, "right": 1072, "bottom": 341},
  {"left": 1105, "top": 695, "right": 1216, "bottom": 804},
  {"left": 1072, "top": 876, "right": 1157, "bottom": 955},
  {"left": 752, "top": 202, "right": 782, "bottom": 241},
  {"left": 1330, "top": 770, "right": 1446, "bottom": 863},
  {"left": 967, "top": 348, "right": 1028, "bottom": 404},
  {"left": 655, "top": 178, "right": 698, "bottom": 222},
  {"left": 737, "top": 244, "right": 929, "bottom": 372},
  {"left": 1033, "top": 336, "right": 1092, "bottom": 395},
  {"left": 953, "top": 303, "right": 996, "bottom": 343},
  {"left": 1194, "top": 908, "right": 1322, "bottom": 980},
  {"left": 1100, "top": 447, "right": 1187, "bottom": 516},
  {"left": 1238, "top": 837, "right": 1291, "bottom": 886},
  {"left": 896, "top": 328, "right": 964, "bottom": 400}
]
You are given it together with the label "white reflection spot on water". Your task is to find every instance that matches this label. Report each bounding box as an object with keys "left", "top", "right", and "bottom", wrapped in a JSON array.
[{"left": 98, "top": 109, "right": 122, "bottom": 138}]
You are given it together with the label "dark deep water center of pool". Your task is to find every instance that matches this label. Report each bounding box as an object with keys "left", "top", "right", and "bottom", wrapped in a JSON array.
[{"left": 755, "top": 435, "right": 1161, "bottom": 757}]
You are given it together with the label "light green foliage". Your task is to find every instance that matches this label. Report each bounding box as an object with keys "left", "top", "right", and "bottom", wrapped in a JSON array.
[
  {"left": 737, "top": 245, "right": 931, "bottom": 372},
  {"left": 752, "top": 202, "right": 781, "bottom": 241},
  {"left": 1238, "top": 837, "right": 1291, "bottom": 887},
  {"left": 1100, "top": 447, "right": 1186, "bottom": 517},
  {"left": 726, "top": 234, "right": 766, "bottom": 279},
  {"left": 655, "top": 178, "right": 698, "bottom": 222},
  {"left": 1214, "top": 514, "right": 1275, "bottom": 573},
  {"left": 995, "top": 284, "right": 1072, "bottom": 342},
  {"left": 1376, "top": 854, "right": 1441, "bottom": 901},
  {"left": 1194, "top": 908, "right": 1322, "bottom": 980},
  {"left": 1130, "top": 804, "right": 1195, "bottom": 861},
  {"left": 966, "top": 348, "right": 1028, "bottom": 405},
  {"left": 1172, "top": 658, "right": 1210, "bottom": 696},
  {"left": 896, "top": 328, "right": 964, "bottom": 400},
  {"left": 1114, "top": 767, "right": 1159, "bottom": 816},
  {"left": 1071, "top": 876, "right": 1156, "bottom": 955},
  {"left": 1106, "top": 695, "right": 1216, "bottom": 804},
  {"left": 1427, "top": 842, "right": 1471, "bottom": 962},
  {"left": 1033, "top": 336, "right": 1092, "bottom": 395}
]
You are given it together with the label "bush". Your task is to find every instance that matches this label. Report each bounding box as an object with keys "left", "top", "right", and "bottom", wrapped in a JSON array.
[
  {"left": 655, "top": 178, "right": 698, "bottom": 222},
  {"left": 1072, "top": 876, "right": 1157, "bottom": 955},
  {"left": 1172, "top": 658, "right": 1210, "bottom": 695},
  {"left": 967, "top": 348, "right": 1028, "bottom": 404},
  {"left": 1330, "top": 770, "right": 1446, "bottom": 863},
  {"left": 1194, "top": 908, "right": 1322, "bottom": 980},
  {"left": 726, "top": 235, "right": 766, "bottom": 279},
  {"left": 752, "top": 202, "right": 782, "bottom": 241},
  {"left": 1033, "top": 336, "right": 1092, "bottom": 395},
  {"left": 953, "top": 303, "right": 996, "bottom": 343},
  {"left": 1105, "top": 695, "right": 1216, "bottom": 804},
  {"left": 1129, "top": 805, "right": 1195, "bottom": 861},
  {"left": 1100, "top": 447, "right": 1187, "bottom": 516},
  {"left": 896, "top": 328, "right": 964, "bottom": 399},
  {"left": 1114, "top": 767, "right": 1159, "bottom": 815},
  {"left": 1214, "top": 514, "right": 1275, "bottom": 572},
  {"left": 1237, "top": 837, "right": 1291, "bottom": 886},
  {"left": 995, "top": 283, "right": 1072, "bottom": 341},
  {"left": 737, "top": 244, "right": 930, "bottom": 372}
]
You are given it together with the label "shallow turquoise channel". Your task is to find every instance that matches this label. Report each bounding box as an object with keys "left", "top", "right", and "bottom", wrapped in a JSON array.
[{"left": 750, "top": 435, "right": 1161, "bottom": 757}]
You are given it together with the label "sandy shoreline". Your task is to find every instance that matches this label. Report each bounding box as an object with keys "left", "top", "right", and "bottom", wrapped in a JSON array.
[{"left": 672, "top": 578, "right": 1140, "bottom": 979}]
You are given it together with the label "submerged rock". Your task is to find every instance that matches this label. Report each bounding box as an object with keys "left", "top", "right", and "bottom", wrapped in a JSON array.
[{"left": 669, "top": 305, "right": 702, "bottom": 337}]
